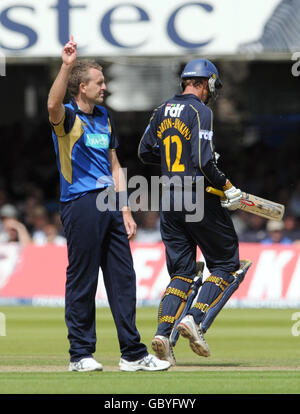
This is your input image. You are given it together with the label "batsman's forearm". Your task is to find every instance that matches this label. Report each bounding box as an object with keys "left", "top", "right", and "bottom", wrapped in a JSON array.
[
  {"left": 201, "top": 159, "right": 227, "bottom": 189},
  {"left": 138, "top": 142, "right": 161, "bottom": 165}
]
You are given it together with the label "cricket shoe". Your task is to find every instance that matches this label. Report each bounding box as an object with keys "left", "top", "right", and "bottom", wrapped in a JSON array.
[
  {"left": 151, "top": 335, "right": 176, "bottom": 366},
  {"left": 119, "top": 354, "right": 171, "bottom": 372},
  {"left": 177, "top": 315, "right": 210, "bottom": 357},
  {"left": 69, "top": 357, "right": 103, "bottom": 372}
]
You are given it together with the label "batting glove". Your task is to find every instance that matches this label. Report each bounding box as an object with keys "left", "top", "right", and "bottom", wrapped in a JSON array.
[{"left": 221, "top": 180, "right": 241, "bottom": 211}]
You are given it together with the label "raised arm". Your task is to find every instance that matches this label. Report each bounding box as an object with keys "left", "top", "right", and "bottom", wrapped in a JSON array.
[{"left": 47, "top": 35, "right": 77, "bottom": 124}]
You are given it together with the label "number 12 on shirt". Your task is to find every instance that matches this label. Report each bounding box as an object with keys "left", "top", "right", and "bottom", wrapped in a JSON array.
[{"left": 163, "top": 135, "right": 185, "bottom": 172}]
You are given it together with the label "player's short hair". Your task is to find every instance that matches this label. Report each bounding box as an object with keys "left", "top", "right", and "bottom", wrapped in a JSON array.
[
  {"left": 181, "top": 77, "right": 207, "bottom": 91},
  {"left": 67, "top": 59, "right": 103, "bottom": 97}
]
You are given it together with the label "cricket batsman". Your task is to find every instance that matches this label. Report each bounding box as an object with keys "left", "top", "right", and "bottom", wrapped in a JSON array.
[{"left": 138, "top": 58, "right": 251, "bottom": 366}]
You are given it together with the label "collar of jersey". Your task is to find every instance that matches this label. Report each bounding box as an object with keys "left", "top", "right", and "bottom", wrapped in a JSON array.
[
  {"left": 174, "top": 93, "right": 205, "bottom": 105},
  {"left": 69, "top": 99, "right": 105, "bottom": 116}
]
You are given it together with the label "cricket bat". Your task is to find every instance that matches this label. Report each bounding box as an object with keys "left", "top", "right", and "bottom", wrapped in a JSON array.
[{"left": 206, "top": 186, "right": 285, "bottom": 221}]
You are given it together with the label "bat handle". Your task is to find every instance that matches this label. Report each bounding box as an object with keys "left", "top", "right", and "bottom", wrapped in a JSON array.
[{"left": 206, "top": 186, "right": 226, "bottom": 199}]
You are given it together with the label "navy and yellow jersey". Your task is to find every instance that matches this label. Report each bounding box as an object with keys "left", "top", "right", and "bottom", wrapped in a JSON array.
[
  {"left": 50, "top": 100, "right": 118, "bottom": 202},
  {"left": 138, "top": 93, "right": 226, "bottom": 188}
]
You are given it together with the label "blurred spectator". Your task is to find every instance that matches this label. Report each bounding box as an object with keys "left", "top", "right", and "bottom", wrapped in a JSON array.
[
  {"left": 52, "top": 211, "right": 65, "bottom": 237},
  {"left": 261, "top": 220, "right": 292, "bottom": 245},
  {"left": 21, "top": 192, "right": 46, "bottom": 232},
  {"left": 27, "top": 205, "right": 50, "bottom": 244},
  {"left": 0, "top": 204, "right": 32, "bottom": 246},
  {"left": 231, "top": 210, "right": 248, "bottom": 237},
  {"left": 283, "top": 214, "right": 300, "bottom": 242},
  {"left": 35, "top": 223, "right": 66, "bottom": 246},
  {"left": 1, "top": 218, "right": 32, "bottom": 246},
  {"left": 0, "top": 202, "right": 66, "bottom": 246},
  {"left": 24, "top": 204, "right": 66, "bottom": 245},
  {"left": 238, "top": 215, "right": 267, "bottom": 243},
  {"left": 134, "top": 211, "right": 161, "bottom": 242},
  {"left": 0, "top": 203, "right": 19, "bottom": 243},
  {"left": 0, "top": 203, "right": 18, "bottom": 220}
]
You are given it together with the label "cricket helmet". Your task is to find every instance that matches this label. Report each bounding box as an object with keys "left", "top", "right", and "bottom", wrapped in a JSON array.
[{"left": 181, "top": 58, "right": 222, "bottom": 95}]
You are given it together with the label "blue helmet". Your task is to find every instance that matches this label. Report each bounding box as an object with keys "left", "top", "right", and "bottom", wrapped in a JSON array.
[{"left": 181, "top": 58, "right": 222, "bottom": 95}]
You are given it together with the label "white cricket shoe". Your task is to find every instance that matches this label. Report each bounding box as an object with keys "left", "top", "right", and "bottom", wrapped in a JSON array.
[
  {"left": 151, "top": 335, "right": 176, "bottom": 366},
  {"left": 119, "top": 354, "right": 171, "bottom": 372},
  {"left": 69, "top": 357, "right": 103, "bottom": 372},
  {"left": 177, "top": 315, "right": 210, "bottom": 357}
]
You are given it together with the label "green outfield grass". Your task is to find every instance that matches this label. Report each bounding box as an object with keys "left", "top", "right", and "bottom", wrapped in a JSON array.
[{"left": 0, "top": 306, "right": 299, "bottom": 394}]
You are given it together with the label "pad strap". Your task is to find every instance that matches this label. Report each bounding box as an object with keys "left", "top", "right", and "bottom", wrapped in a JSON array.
[
  {"left": 205, "top": 275, "right": 230, "bottom": 291},
  {"left": 159, "top": 315, "right": 176, "bottom": 324},
  {"left": 158, "top": 275, "right": 194, "bottom": 326},
  {"left": 164, "top": 287, "right": 187, "bottom": 301},
  {"left": 158, "top": 276, "right": 193, "bottom": 324},
  {"left": 173, "top": 275, "right": 194, "bottom": 284},
  {"left": 193, "top": 302, "right": 209, "bottom": 312}
]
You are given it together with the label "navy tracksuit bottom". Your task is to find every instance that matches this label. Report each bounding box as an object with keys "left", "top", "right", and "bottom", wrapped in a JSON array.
[
  {"left": 160, "top": 190, "right": 240, "bottom": 278},
  {"left": 157, "top": 188, "right": 240, "bottom": 335},
  {"left": 60, "top": 190, "right": 147, "bottom": 362}
]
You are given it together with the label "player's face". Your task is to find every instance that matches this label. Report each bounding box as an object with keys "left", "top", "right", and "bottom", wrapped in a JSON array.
[{"left": 84, "top": 68, "right": 107, "bottom": 104}]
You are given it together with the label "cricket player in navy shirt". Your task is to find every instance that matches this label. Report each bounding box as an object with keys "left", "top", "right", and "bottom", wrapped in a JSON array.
[
  {"left": 139, "top": 59, "right": 251, "bottom": 366},
  {"left": 48, "top": 36, "right": 170, "bottom": 372}
]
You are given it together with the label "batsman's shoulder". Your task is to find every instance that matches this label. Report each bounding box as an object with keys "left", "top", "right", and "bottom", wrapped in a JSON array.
[
  {"left": 155, "top": 102, "right": 167, "bottom": 115},
  {"left": 189, "top": 100, "right": 212, "bottom": 124},
  {"left": 148, "top": 102, "right": 165, "bottom": 124},
  {"left": 201, "top": 102, "right": 213, "bottom": 117},
  {"left": 199, "top": 104, "right": 213, "bottom": 126}
]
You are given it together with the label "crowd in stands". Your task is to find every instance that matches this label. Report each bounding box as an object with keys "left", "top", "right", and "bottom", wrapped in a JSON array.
[
  {"left": 1, "top": 185, "right": 300, "bottom": 247},
  {"left": 0, "top": 185, "right": 66, "bottom": 247}
]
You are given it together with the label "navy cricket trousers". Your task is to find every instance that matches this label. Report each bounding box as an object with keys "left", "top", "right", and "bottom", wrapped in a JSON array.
[
  {"left": 157, "top": 189, "right": 240, "bottom": 334},
  {"left": 60, "top": 190, "right": 147, "bottom": 362},
  {"left": 160, "top": 189, "right": 240, "bottom": 278}
]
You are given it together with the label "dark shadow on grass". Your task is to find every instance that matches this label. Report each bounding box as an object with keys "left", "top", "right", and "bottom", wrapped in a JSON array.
[{"left": 176, "top": 362, "right": 246, "bottom": 368}]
